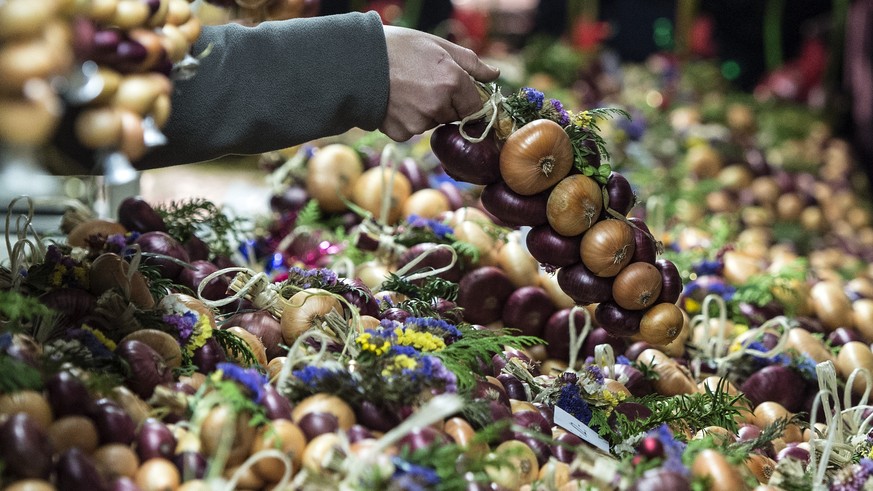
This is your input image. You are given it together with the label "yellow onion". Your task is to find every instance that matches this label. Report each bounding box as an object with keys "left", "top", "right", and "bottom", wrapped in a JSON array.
[
  {"left": 280, "top": 288, "right": 343, "bottom": 344},
  {"left": 499, "top": 119, "right": 573, "bottom": 195}
]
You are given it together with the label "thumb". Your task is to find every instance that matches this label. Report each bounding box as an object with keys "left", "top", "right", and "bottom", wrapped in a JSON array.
[{"left": 443, "top": 42, "right": 500, "bottom": 82}]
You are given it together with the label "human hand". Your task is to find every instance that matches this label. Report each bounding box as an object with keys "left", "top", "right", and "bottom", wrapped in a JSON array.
[{"left": 379, "top": 25, "right": 500, "bottom": 141}]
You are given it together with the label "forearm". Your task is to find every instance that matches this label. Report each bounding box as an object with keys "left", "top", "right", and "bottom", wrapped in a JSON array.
[{"left": 136, "top": 11, "right": 389, "bottom": 169}]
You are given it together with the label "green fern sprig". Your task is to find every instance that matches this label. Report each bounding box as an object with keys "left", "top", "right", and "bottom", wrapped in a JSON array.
[
  {"left": 155, "top": 198, "right": 250, "bottom": 260},
  {"left": 435, "top": 326, "right": 541, "bottom": 393}
]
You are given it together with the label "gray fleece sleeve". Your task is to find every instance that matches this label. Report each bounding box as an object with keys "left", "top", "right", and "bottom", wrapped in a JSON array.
[{"left": 136, "top": 11, "right": 389, "bottom": 169}]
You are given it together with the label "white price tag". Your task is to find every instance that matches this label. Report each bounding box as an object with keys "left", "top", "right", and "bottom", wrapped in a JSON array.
[{"left": 553, "top": 406, "right": 610, "bottom": 453}]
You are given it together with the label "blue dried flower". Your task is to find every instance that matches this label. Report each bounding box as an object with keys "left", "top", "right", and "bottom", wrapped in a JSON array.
[
  {"left": 548, "top": 98, "right": 570, "bottom": 125},
  {"left": 522, "top": 87, "right": 545, "bottom": 110},
  {"left": 556, "top": 384, "right": 592, "bottom": 424},
  {"left": 0, "top": 332, "right": 11, "bottom": 351},
  {"left": 428, "top": 356, "right": 458, "bottom": 393},
  {"left": 616, "top": 355, "right": 631, "bottom": 365},
  {"left": 586, "top": 365, "right": 605, "bottom": 385},
  {"left": 163, "top": 311, "right": 198, "bottom": 344},
  {"left": 390, "top": 345, "right": 420, "bottom": 357},
  {"left": 404, "top": 317, "right": 461, "bottom": 342},
  {"left": 293, "top": 365, "right": 344, "bottom": 387},
  {"left": 68, "top": 328, "right": 113, "bottom": 359},
  {"left": 406, "top": 215, "right": 455, "bottom": 239},
  {"left": 392, "top": 458, "right": 440, "bottom": 488},
  {"left": 217, "top": 362, "right": 268, "bottom": 403},
  {"left": 693, "top": 259, "right": 721, "bottom": 276},
  {"left": 651, "top": 424, "right": 688, "bottom": 476}
]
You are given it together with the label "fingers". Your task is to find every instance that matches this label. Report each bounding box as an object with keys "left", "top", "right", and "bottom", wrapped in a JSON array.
[{"left": 439, "top": 40, "right": 500, "bottom": 82}]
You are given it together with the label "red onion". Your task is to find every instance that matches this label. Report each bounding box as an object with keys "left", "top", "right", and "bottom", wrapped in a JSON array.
[
  {"left": 526, "top": 224, "right": 582, "bottom": 267},
  {"left": 134, "top": 231, "right": 190, "bottom": 280},
  {"left": 298, "top": 412, "right": 340, "bottom": 441},
  {"left": 613, "top": 402, "right": 652, "bottom": 422},
  {"left": 178, "top": 260, "right": 229, "bottom": 301},
  {"left": 173, "top": 451, "right": 207, "bottom": 481},
  {"left": 472, "top": 377, "right": 510, "bottom": 407},
  {"left": 397, "top": 157, "right": 429, "bottom": 191},
  {"left": 491, "top": 348, "right": 538, "bottom": 375},
  {"left": 110, "top": 477, "right": 142, "bottom": 491},
  {"left": 183, "top": 236, "right": 211, "bottom": 262},
  {"left": 224, "top": 310, "right": 284, "bottom": 360},
  {"left": 611, "top": 364, "right": 653, "bottom": 397},
  {"left": 654, "top": 259, "right": 682, "bottom": 304},
  {"left": 629, "top": 469, "right": 691, "bottom": 491},
  {"left": 135, "top": 418, "right": 176, "bottom": 461},
  {"left": 39, "top": 288, "right": 97, "bottom": 324},
  {"left": 557, "top": 261, "right": 614, "bottom": 305},
  {"left": 345, "top": 425, "right": 374, "bottom": 443},
  {"left": 356, "top": 400, "right": 401, "bottom": 433},
  {"left": 261, "top": 384, "right": 293, "bottom": 420},
  {"left": 55, "top": 448, "right": 109, "bottom": 491},
  {"left": 380, "top": 307, "right": 411, "bottom": 323},
  {"left": 738, "top": 301, "right": 784, "bottom": 328},
  {"left": 496, "top": 373, "right": 527, "bottom": 401},
  {"left": 501, "top": 286, "right": 555, "bottom": 338},
  {"left": 512, "top": 410, "right": 550, "bottom": 435},
  {"left": 398, "top": 427, "right": 448, "bottom": 453},
  {"left": 192, "top": 337, "right": 226, "bottom": 373},
  {"left": 116, "top": 339, "right": 173, "bottom": 399},
  {"left": 270, "top": 185, "right": 309, "bottom": 213},
  {"left": 0, "top": 413, "right": 53, "bottom": 480},
  {"left": 511, "top": 432, "right": 551, "bottom": 466},
  {"left": 117, "top": 196, "right": 166, "bottom": 233},
  {"left": 542, "top": 308, "right": 589, "bottom": 361},
  {"left": 635, "top": 435, "right": 664, "bottom": 459},
  {"left": 605, "top": 172, "right": 635, "bottom": 216},
  {"left": 438, "top": 181, "right": 465, "bottom": 210},
  {"left": 396, "top": 242, "right": 462, "bottom": 283},
  {"left": 594, "top": 301, "right": 644, "bottom": 337},
  {"left": 90, "top": 399, "right": 136, "bottom": 445},
  {"left": 624, "top": 341, "right": 655, "bottom": 361},
  {"left": 740, "top": 365, "right": 807, "bottom": 412},
  {"left": 430, "top": 122, "right": 501, "bottom": 185},
  {"left": 550, "top": 431, "right": 583, "bottom": 463},
  {"left": 776, "top": 443, "right": 810, "bottom": 464},
  {"left": 736, "top": 424, "right": 763, "bottom": 442},
  {"left": 828, "top": 327, "right": 864, "bottom": 346},
  {"left": 480, "top": 181, "right": 550, "bottom": 227},
  {"left": 581, "top": 326, "right": 628, "bottom": 360},
  {"left": 628, "top": 218, "right": 656, "bottom": 264},
  {"left": 46, "top": 370, "right": 93, "bottom": 418},
  {"left": 457, "top": 266, "right": 515, "bottom": 325},
  {"left": 340, "top": 278, "right": 380, "bottom": 318}
]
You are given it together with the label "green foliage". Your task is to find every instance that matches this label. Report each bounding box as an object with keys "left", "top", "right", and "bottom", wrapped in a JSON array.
[
  {"left": 211, "top": 328, "right": 259, "bottom": 369},
  {"left": 0, "top": 355, "right": 43, "bottom": 393},
  {"left": 729, "top": 256, "right": 808, "bottom": 321},
  {"left": 435, "top": 326, "right": 541, "bottom": 393},
  {"left": 608, "top": 381, "right": 747, "bottom": 447},
  {"left": 155, "top": 198, "right": 250, "bottom": 260},
  {"left": 0, "top": 289, "right": 55, "bottom": 331}
]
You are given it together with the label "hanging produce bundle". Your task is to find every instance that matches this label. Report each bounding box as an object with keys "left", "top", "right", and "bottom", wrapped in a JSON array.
[
  {"left": 430, "top": 84, "right": 684, "bottom": 345},
  {"left": 0, "top": 0, "right": 207, "bottom": 174}
]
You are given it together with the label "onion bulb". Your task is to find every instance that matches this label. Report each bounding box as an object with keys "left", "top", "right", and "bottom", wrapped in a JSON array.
[
  {"left": 499, "top": 119, "right": 573, "bottom": 195},
  {"left": 580, "top": 219, "right": 635, "bottom": 277},
  {"left": 637, "top": 303, "right": 684, "bottom": 345},
  {"left": 280, "top": 288, "right": 343, "bottom": 344},
  {"left": 305, "top": 144, "right": 363, "bottom": 213},
  {"left": 612, "top": 262, "right": 662, "bottom": 310},
  {"left": 546, "top": 174, "right": 603, "bottom": 236}
]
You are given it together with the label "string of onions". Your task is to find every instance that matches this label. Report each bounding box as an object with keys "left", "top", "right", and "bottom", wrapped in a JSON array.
[
  {"left": 689, "top": 294, "right": 731, "bottom": 374},
  {"left": 807, "top": 361, "right": 858, "bottom": 487}
]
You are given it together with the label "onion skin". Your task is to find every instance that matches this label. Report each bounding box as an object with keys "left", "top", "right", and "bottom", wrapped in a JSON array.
[
  {"left": 499, "top": 118, "right": 574, "bottom": 195},
  {"left": 480, "top": 180, "right": 550, "bottom": 227},
  {"left": 580, "top": 218, "right": 636, "bottom": 277},
  {"left": 191, "top": 337, "right": 226, "bottom": 373},
  {"left": 526, "top": 224, "right": 583, "bottom": 267},
  {"left": 628, "top": 217, "right": 657, "bottom": 264},
  {"left": 90, "top": 399, "right": 136, "bottom": 446},
  {"left": 637, "top": 303, "right": 684, "bottom": 346},
  {"left": 56, "top": 448, "right": 110, "bottom": 491},
  {"left": 595, "top": 301, "right": 644, "bottom": 337},
  {"left": 260, "top": 384, "right": 293, "bottom": 421},
  {"left": 135, "top": 418, "right": 176, "bottom": 462},
  {"left": 655, "top": 259, "right": 682, "bottom": 304},
  {"left": 691, "top": 449, "right": 748, "bottom": 491},
  {"left": 740, "top": 365, "right": 807, "bottom": 412},
  {"left": 457, "top": 266, "right": 515, "bottom": 325},
  {"left": 605, "top": 172, "right": 635, "bottom": 216},
  {"left": 46, "top": 370, "right": 93, "bottom": 418},
  {"left": 117, "top": 196, "right": 166, "bottom": 233},
  {"left": 629, "top": 469, "right": 691, "bottom": 491},
  {"left": 556, "top": 261, "right": 614, "bottom": 305},
  {"left": 177, "top": 260, "right": 228, "bottom": 301},
  {"left": 115, "top": 339, "right": 173, "bottom": 399},
  {"left": 134, "top": 231, "right": 190, "bottom": 280},
  {"left": 501, "top": 286, "right": 555, "bottom": 338},
  {"left": 431, "top": 122, "right": 502, "bottom": 185},
  {"left": 542, "top": 308, "right": 589, "bottom": 361},
  {"left": 612, "top": 262, "right": 662, "bottom": 310},
  {"left": 224, "top": 310, "right": 284, "bottom": 360},
  {"left": 547, "top": 174, "right": 603, "bottom": 236},
  {"left": 0, "top": 413, "right": 54, "bottom": 480}
]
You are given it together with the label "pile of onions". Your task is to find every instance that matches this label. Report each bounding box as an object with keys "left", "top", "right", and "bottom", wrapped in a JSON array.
[
  {"left": 431, "top": 114, "right": 683, "bottom": 343},
  {"left": 0, "top": 0, "right": 207, "bottom": 165}
]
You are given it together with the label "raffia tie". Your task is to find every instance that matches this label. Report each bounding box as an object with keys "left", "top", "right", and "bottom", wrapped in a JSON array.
[
  {"left": 4, "top": 196, "right": 44, "bottom": 290},
  {"left": 458, "top": 85, "right": 508, "bottom": 143},
  {"left": 393, "top": 243, "right": 457, "bottom": 283}
]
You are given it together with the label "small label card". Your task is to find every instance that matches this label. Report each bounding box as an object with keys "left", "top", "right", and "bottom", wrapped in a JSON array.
[{"left": 553, "top": 406, "right": 610, "bottom": 453}]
